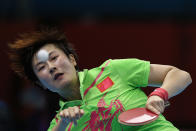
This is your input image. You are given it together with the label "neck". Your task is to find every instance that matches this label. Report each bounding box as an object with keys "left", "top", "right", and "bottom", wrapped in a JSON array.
[{"left": 59, "top": 76, "right": 81, "bottom": 101}]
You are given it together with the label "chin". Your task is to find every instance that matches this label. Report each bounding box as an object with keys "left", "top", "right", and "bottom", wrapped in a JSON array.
[{"left": 57, "top": 80, "right": 72, "bottom": 90}]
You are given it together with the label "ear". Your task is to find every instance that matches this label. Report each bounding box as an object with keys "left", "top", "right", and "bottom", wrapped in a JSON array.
[{"left": 69, "top": 54, "right": 77, "bottom": 66}]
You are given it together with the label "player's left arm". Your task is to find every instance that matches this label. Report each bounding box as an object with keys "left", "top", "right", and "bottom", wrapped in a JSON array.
[{"left": 146, "top": 64, "right": 192, "bottom": 114}]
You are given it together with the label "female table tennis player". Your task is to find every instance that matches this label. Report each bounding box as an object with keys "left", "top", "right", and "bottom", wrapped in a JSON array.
[{"left": 8, "top": 29, "right": 192, "bottom": 131}]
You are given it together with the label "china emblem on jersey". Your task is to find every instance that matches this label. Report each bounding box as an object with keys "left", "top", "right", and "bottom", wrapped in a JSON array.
[{"left": 97, "top": 77, "right": 114, "bottom": 92}]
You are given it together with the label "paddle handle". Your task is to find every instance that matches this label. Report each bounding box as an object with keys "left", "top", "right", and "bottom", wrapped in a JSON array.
[{"left": 164, "top": 101, "right": 170, "bottom": 107}]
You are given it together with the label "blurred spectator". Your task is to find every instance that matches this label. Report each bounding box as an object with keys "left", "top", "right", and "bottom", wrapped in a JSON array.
[{"left": 0, "top": 101, "right": 15, "bottom": 131}]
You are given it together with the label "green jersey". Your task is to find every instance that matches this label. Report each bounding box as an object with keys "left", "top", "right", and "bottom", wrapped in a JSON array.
[{"left": 48, "top": 59, "right": 179, "bottom": 131}]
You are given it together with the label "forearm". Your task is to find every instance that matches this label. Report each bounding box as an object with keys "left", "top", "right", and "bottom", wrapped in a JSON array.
[
  {"left": 161, "top": 68, "right": 192, "bottom": 99},
  {"left": 51, "top": 119, "right": 68, "bottom": 131}
]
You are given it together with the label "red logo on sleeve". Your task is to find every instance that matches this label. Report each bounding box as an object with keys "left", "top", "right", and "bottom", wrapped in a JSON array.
[{"left": 97, "top": 77, "right": 114, "bottom": 92}]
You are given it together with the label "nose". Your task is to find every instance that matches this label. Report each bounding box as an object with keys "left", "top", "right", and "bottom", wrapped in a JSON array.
[
  {"left": 48, "top": 62, "right": 56, "bottom": 74},
  {"left": 49, "top": 67, "right": 56, "bottom": 74}
]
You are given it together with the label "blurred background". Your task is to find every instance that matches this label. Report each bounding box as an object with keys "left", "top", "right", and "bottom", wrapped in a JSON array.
[{"left": 0, "top": 0, "right": 195, "bottom": 131}]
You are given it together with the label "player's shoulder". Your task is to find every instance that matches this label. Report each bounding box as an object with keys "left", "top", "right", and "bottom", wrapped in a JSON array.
[
  {"left": 87, "top": 58, "right": 145, "bottom": 72},
  {"left": 99, "top": 58, "right": 143, "bottom": 67}
]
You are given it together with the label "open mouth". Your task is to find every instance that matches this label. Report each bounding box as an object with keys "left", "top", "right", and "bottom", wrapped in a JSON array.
[{"left": 54, "top": 73, "right": 64, "bottom": 80}]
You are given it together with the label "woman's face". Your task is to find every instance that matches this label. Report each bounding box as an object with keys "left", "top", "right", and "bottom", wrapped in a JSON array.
[{"left": 32, "top": 44, "right": 78, "bottom": 93}]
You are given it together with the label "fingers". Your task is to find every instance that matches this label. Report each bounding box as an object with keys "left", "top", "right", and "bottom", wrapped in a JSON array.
[
  {"left": 146, "top": 95, "right": 165, "bottom": 115},
  {"left": 59, "top": 106, "right": 84, "bottom": 126},
  {"left": 80, "top": 109, "right": 84, "bottom": 116},
  {"left": 147, "top": 103, "right": 163, "bottom": 115}
]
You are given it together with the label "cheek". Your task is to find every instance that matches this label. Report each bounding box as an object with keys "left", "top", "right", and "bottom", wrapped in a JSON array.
[
  {"left": 37, "top": 70, "right": 50, "bottom": 81},
  {"left": 56, "top": 57, "right": 70, "bottom": 69}
]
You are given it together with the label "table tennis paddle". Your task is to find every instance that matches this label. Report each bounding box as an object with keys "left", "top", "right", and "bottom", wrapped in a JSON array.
[
  {"left": 118, "top": 101, "right": 170, "bottom": 126},
  {"left": 118, "top": 107, "right": 159, "bottom": 126}
]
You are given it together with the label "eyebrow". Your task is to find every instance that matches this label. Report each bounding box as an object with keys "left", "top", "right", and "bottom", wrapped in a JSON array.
[{"left": 35, "top": 51, "right": 56, "bottom": 68}]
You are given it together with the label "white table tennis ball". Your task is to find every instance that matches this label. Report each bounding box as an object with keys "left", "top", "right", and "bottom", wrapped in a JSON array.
[{"left": 37, "top": 49, "right": 49, "bottom": 62}]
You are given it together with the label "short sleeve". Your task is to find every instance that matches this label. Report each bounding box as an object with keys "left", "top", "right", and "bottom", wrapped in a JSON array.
[
  {"left": 111, "top": 58, "right": 150, "bottom": 87},
  {"left": 47, "top": 117, "right": 58, "bottom": 131}
]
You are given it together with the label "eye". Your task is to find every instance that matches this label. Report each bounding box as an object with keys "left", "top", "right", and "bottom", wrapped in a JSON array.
[
  {"left": 38, "top": 65, "right": 45, "bottom": 71},
  {"left": 51, "top": 56, "right": 58, "bottom": 61}
]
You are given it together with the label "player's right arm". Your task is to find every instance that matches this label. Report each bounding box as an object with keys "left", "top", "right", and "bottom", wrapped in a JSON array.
[
  {"left": 146, "top": 64, "right": 192, "bottom": 114},
  {"left": 51, "top": 106, "right": 84, "bottom": 131}
]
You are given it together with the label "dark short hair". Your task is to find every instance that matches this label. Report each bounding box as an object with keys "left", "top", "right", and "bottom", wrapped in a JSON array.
[{"left": 8, "top": 28, "right": 79, "bottom": 87}]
